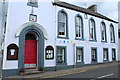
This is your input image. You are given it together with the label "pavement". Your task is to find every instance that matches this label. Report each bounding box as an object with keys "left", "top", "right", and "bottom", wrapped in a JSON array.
[{"left": 4, "top": 61, "right": 119, "bottom": 79}]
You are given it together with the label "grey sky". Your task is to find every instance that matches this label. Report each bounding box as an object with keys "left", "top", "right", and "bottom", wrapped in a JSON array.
[{"left": 60, "top": 0, "right": 119, "bottom": 21}]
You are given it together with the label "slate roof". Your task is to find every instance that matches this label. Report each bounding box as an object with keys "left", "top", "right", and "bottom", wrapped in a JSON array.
[{"left": 53, "top": 2, "right": 118, "bottom": 23}]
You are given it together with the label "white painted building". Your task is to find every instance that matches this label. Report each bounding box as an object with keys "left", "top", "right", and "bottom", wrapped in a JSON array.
[{"left": 1, "top": 0, "right": 118, "bottom": 77}]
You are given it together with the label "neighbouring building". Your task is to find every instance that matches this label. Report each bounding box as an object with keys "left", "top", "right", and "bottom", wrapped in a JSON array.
[
  {"left": 118, "top": 1, "right": 120, "bottom": 61},
  {"left": 1, "top": 0, "right": 119, "bottom": 77}
]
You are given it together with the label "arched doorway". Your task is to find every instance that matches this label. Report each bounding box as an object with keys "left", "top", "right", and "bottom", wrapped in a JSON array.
[
  {"left": 24, "top": 33, "right": 38, "bottom": 69},
  {"left": 18, "top": 25, "right": 45, "bottom": 71}
]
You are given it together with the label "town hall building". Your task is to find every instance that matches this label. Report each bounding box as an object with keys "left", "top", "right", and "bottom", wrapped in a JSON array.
[{"left": 0, "top": 0, "right": 119, "bottom": 77}]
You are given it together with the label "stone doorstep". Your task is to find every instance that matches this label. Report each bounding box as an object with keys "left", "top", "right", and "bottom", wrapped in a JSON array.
[{"left": 20, "top": 69, "right": 44, "bottom": 76}]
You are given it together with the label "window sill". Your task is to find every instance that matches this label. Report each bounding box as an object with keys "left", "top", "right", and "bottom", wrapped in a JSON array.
[
  {"left": 103, "top": 60, "right": 109, "bottom": 62},
  {"left": 110, "top": 42, "right": 115, "bottom": 43},
  {"left": 101, "top": 41, "right": 107, "bottom": 43},
  {"left": 56, "top": 63, "right": 67, "bottom": 65},
  {"left": 91, "top": 61, "right": 98, "bottom": 63},
  {"left": 89, "top": 40, "right": 97, "bottom": 42},
  {"left": 57, "top": 36, "right": 69, "bottom": 39},
  {"left": 75, "top": 38, "right": 85, "bottom": 41},
  {"left": 76, "top": 62, "right": 84, "bottom": 65}
]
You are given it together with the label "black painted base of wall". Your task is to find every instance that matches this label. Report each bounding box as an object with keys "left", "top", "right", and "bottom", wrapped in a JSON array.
[
  {"left": 2, "top": 61, "right": 118, "bottom": 78},
  {"left": 2, "top": 69, "right": 19, "bottom": 78}
]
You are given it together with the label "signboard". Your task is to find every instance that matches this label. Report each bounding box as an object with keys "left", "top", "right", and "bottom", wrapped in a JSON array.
[
  {"left": 29, "top": 14, "right": 37, "bottom": 22},
  {"left": 27, "top": 0, "right": 38, "bottom": 8},
  {"left": 45, "top": 46, "right": 54, "bottom": 59}
]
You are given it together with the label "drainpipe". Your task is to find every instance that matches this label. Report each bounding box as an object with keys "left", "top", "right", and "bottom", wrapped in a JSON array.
[
  {"left": 73, "top": 44, "right": 75, "bottom": 68},
  {"left": 54, "top": 4, "right": 57, "bottom": 71},
  {"left": 0, "top": 1, "right": 3, "bottom": 79}
]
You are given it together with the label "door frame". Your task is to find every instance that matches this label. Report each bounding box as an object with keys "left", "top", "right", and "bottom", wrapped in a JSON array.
[{"left": 18, "top": 26, "right": 44, "bottom": 71}]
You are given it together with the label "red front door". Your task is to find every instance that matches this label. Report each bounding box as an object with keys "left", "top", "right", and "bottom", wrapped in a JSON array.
[{"left": 24, "top": 40, "right": 37, "bottom": 67}]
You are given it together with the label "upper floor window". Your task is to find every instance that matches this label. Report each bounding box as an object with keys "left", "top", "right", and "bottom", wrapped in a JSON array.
[
  {"left": 58, "top": 10, "right": 68, "bottom": 38},
  {"left": 101, "top": 22, "right": 107, "bottom": 42},
  {"left": 89, "top": 19, "right": 96, "bottom": 41},
  {"left": 110, "top": 24, "right": 115, "bottom": 43},
  {"left": 75, "top": 15, "right": 83, "bottom": 39}
]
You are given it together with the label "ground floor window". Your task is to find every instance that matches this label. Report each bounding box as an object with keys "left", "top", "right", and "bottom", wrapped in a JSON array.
[
  {"left": 103, "top": 48, "right": 109, "bottom": 61},
  {"left": 91, "top": 48, "right": 97, "bottom": 62},
  {"left": 112, "top": 49, "right": 116, "bottom": 61},
  {"left": 56, "top": 46, "right": 66, "bottom": 64},
  {"left": 76, "top": 47, "right": 83, "bottom": 63}
]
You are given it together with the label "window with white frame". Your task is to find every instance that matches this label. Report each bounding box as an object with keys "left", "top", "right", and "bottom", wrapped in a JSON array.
[
  {"left": 75, "top": 16, "right": 83, "bottom": 39},
  {"left": 91, "top": 48, "right": 97, "bottom": 62},
  {"left": 76, "top": 48, "right": 83, "bottom": 63},
  {"left": 89, "top": 19, "right": 96, "bottom": 40},
  {"left": 112, "top": 49, "right": 116, "bottom": 60},
  {"left": 110, "top": 24, "right": 115, "bottom": 42},
  {"left": 58, "top": 11, "right": 67, "bottom": 37},
  {"left": 57, "top": 47, "right": 66, "bottom": 64},
  {"left": 103, "top": 49, "right": 108, "bottom": 61},
  {"left": 101, "top": 22, "right": 106, "bottom": 41}
]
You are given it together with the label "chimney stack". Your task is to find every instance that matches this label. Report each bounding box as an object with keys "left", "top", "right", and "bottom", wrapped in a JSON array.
[{"left": 87, "top": 4, "right": 97, "bottom": 12}]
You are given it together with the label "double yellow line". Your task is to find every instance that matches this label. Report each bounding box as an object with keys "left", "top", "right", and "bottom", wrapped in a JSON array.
[{"left": 42, "top": 70, "right": 87, "bottom": 78}]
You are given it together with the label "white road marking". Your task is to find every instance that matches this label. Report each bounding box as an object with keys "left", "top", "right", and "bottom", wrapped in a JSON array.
[
  {"left": 97, "top": 73, "right": 114, "bottom": 79},
  {"left": 90, "top": 73, "right": 114, "bottom": 80}
]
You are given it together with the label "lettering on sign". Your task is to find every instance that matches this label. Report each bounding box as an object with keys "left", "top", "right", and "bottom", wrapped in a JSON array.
[{"left": 27, "top": 0, "right": 38, "bottom": 7}]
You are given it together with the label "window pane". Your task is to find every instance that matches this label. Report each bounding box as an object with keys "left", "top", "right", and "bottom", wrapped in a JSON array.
[
  {"left": 110, "top": 25, "right": 115, "bottom": 42},
  {"left": 101, "top": 23, "right": 106, "bottom": 41},
  {"left": 90, "top": 20, "right": 95, "bottom": 40},
  {"left": 58, "top": 11, "right": 67, "bottom": 37},
  {"left": 91, "top": 49, "right": 97, "bottom": 62},
  {"left": 76, "top": 16, "right": 82, "bottom": 38},
  {"left": 76, "top": 48, "right": 82, "bottom": 62},
  {"left": 57, "top": 47, "right": 65, "bottom": 63},
  {"left": 112, "top": 49, "right": 116, "bottom": 60}
]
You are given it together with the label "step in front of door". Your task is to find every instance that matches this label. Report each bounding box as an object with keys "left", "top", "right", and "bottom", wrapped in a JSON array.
[{"left": 20, "top": 69, "right": 44, "bottom": 75}]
